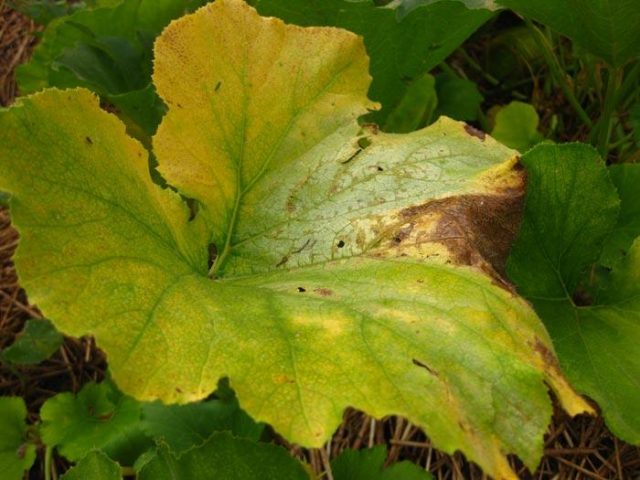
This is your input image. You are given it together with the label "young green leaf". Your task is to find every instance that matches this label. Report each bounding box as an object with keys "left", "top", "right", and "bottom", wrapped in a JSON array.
[
  {"left": 434, "top": 73, "right": 484, "bottom": 122},
  {"left": 40, "top": 382, "right": 142, "bottom": 461},
  {"left": 0, "top": 397, "right": 37, "bottom": 480},
  {"left": 490, "top": 101, "right": 543, "bottom": 153},
  {"left": 254, "top": 0, "right": 493, "bottom": 122},
  {"left": 0, "top": 2, "right": 592, "bottom": 479},
  {"left": 331, "top": 446, "right": 432, "bottom": 480},
  {"left": 1, "top": 318, "right": 63, "bottom": 365},
  {"left": 60, "top": 451, "right": 122, "bottom": 480},
  {"left": 507, "top": 144, "right": 640, "bottom": 444},
  {"left": 138, "top": 432, "right": 309, "bottom": 480},
  {"left": 496, "top": 0, "right": 640, "bottom": 66}
]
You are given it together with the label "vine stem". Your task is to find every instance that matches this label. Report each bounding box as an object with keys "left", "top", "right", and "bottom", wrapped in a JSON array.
[
  {"left": 44, "top": 446, "right": 53, "bottom": 480},
  {"left": 594, "top": 67, "right": 624, "bottom": 157},
  {"left": 525, "top": 19, "right": 593, "bottom": 128}
]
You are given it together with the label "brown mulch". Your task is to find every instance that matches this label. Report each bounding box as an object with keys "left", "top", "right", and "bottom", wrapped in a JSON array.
[
  {"left": 1, "top": 4, "right": 639, "bottom": 480},
  {"left": 0, "top": 2, "right": 39, "bottom": 106}
]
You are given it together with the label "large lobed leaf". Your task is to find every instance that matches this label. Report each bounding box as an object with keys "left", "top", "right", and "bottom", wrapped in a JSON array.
[
  {"left": 507, "top": 145, "right": 640, "bottom": 443},
  {"left": 0, "top": 1, "right": 592, "bottom": 478}
]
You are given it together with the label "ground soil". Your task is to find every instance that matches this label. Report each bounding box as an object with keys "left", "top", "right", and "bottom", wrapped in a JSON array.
[{"left": 1, "top": 4, "right": 639, "bottom": 479}]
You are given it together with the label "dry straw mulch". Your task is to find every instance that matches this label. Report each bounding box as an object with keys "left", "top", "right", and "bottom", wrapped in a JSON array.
[{"left": 1, "top": 4, "right": 639, "bottom": 479}]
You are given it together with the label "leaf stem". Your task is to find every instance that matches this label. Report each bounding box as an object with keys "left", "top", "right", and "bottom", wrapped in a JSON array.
[
  {"left": 525, "top": 19, "right": 592, "bottom": 128},
  {"left": 458, "top": 49, "right": 499, "bottom": 86}
]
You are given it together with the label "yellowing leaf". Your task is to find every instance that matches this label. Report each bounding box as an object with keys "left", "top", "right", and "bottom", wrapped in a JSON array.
[{"left": 0, "top": 1, "right": 591, "bottom": 479}]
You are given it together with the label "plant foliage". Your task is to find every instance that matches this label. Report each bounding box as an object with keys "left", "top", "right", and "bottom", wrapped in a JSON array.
[{"left": 0, "top": 2, "right": 595, "bottom": 479}]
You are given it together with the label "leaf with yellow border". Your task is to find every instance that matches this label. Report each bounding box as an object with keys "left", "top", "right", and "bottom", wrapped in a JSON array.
[{"left": 0, "top": 1, "right": 591, "bottom": 478}]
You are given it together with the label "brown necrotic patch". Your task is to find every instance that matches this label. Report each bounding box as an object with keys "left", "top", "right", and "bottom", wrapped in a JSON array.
[{"left": 375, "top": 168, "right": 526, "bottom": 286}]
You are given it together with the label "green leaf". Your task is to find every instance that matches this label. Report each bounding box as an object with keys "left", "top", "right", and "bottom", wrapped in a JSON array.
[
  {"left": 0, "top": 2, "right": 592, "bottom": 479},
  {"left": 496, "top": 0, "right": 640, "bottom": 66},
  {"left": 40, "top": 382, "right": 142, "bottom": 461},
  {"left": 16, "top": 0, "right": 208, "bottom": 137},
  {"left": 138, "top": 432, "right": 309, "bottom": 479},
  {"left": 490, "top": 101, "right": 543, "bottom": 153},
  {"left": 507, "top": 144, "right": 640, "bottom": 443},
  {"left": 434, "top": 73, "right": 483, "bottom": 122},
  {"left": 0, "top": 397, "right": 36, "bottom": 480},
  {"left": 600, "top": 164, "right": 640, "bottom": 267},
  {"left": 1, "top": 318, "right": 63, "bottom": 365},
  {"left": 332, "top": 446, "right": 432, "bottom": 480},
  {"left": 254, "top": 0, "right": 492, "bottom": 122},
  {"left": 7, "top": 0, "right": 112, "bottom": 25},
  {"left": 141, "top": 396, "right": 264, "bottom": 452},
  {"left": 60, "top": 451, "right": 122, "bottom": 480},
  {"left": 383, "top": 74, "right": 437, "bottom": 133}
]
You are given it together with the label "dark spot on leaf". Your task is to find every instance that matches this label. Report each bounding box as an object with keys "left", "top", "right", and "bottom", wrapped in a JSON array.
[
  {"left": 412, "top": 358, "right": 439, "bottom": 377},
  {"left": 357, "top": 136, "right": 372, "bottom": 149},
  {"left": 361, "top": 123, "right": 380, "bottom": 135},
  {"left": 464, "top": 124, "right": 486, "bottom": 140},
  {"left": 276, "top": 255, "right": 289, "bottom": 267},
  {"left": 337, "top": 240, "right": 345, "bottom": 248},
  {"left": 215, "top": 81, "right": 222, "bottom": 92},
  {"left": 187, "top": 198, "right": 199, "bottom": 221},
  {"left": 573, "top": 288, "right": 593, "bottom": 306},
  {"left": 393, "top": 223, "right": 414, "bottom": 244},
  {"left": 16, "top": 444, "right": 27, "bottom": 460},
  {"left": 85, "top": 136, "right": 93, "bottom": 145},
  {"left": 532, "top": 337, "right": 559, "bottom": 369},
  {"left": 97, "top": 412, "right": 114, "bottom": 422},
  {"left": 177, "top": 103, "right": 183, "bottom": 108},
  {"left": 207, "top": 243, "right": 217, "bottom": 269},
  {"left": 297, "top": 287, "right": 306, "bottom": 293},
  {"left": 313, "top": 287, "right": 333, "bottom": 297},
  {"left": 175, "top": 387, "right": 183, "bottom": 393},
  {"left": 416, "top": 279, "right": 424, "bottom": 283},
  {"left": 377, "top": 166, "right": 384, "bottom": 172},
  {"left": 342, "top": 147, "right": 363, "bottom": 164}
]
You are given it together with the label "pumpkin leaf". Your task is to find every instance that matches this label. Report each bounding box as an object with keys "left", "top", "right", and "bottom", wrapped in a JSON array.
[
  {"left": 507, "top": 144, "right": 640, "bottom": 444},
  {"left": 496, "top": 0, "right": 640, "bottom": 66},
  {"left": 254, "top": 0, "right": 493, "bottom": 123},
  {"left": 40, "top": 382, "right": 142, "bottom": 461},
  {"left": 141, "top": 394, "right": 264, "bottom": 452},
  {"left": 599, "top": 164, "right": 640, "bottom": 268},
  {"left": 0, "top": 397, "right": 37, "bottom": 480},
  {"left": 60, "top": 451, "right": 122, "bottom": 480},
  {"left": 331, "top": 446, "right": 432, "bottom": 480},
  {"left": 138, "top": 432, "right": 309, "bottom": 480},
  {"left": 16, "top": 0, "right": 209, "bottom": 138},
  {"left": 0, "top": 2, "right": 591, "bottom": 478},
  {"left": 1, "top": 318, "right": 63, "bottom": 365},
  {"left": 490, "top": 101, "right": 543, "bottom": 153}
]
